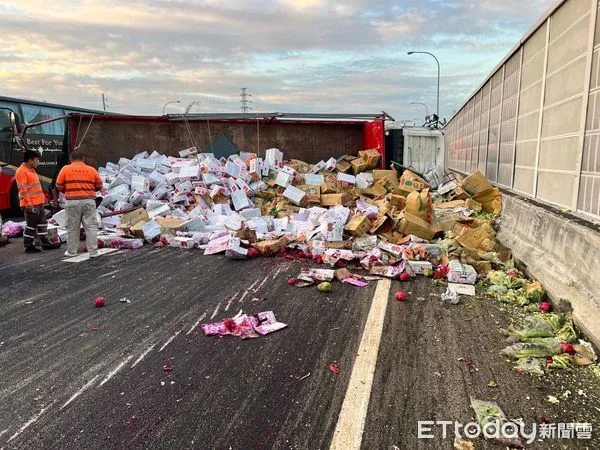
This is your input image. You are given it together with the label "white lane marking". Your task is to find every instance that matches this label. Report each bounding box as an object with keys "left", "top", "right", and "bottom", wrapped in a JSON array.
[
  {"left": 237, "top": 290, "right": 250, "bottom": 304},
  {"left": 60, "top": 375, "right": 99, "bottom": 410},
  {"left": 270, "top": 266, "right": 283, "bottom": 280},
  {"left": 210, "top": 301, "right": 222, "bottom": 320},
  {"left": 159, "top": 331, "right": 181, "bottom": 352},
  {"left": 63, "top": 248, "right": 120, "bottom": 263},
  {"left": 186, "top": 313, "right": 207, "bottom": 335},
  {"left": 329, "top": 278, "right": 391, "bottom": 450},
  {"left": 98, "top": 269, "right": 121, "bottom": 278},
  {"left": 253, "top": 275, "right": 269, "bottom": 292},
  {"left": 131, "top": 343, "right": 157, "bottom": 368},
  {"left": 224, "top": 292, "right": 240, "bottom": 312},
  {"left": 7, "top": 401, "right": 56, "bottom": 442},
  {"left": 237, "top": 279, "right": 260, "bottom": 305},
  {"left": 99, "top": 355, "right": 134, "bottom": 387}
]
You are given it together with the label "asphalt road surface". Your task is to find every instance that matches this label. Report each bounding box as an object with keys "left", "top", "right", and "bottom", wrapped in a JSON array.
[{"left": 1, "top": 238, "right": 599, "bottom": 449}]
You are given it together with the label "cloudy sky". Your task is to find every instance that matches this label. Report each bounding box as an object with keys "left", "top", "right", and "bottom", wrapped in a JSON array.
[{"left": 0, "top": 0, "right": 555, "bottom": 121}]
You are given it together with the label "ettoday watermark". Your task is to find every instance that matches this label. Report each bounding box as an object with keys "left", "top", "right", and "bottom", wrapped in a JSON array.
[{"left": 417, "top": 420, "right": 593, "bottom": 444}]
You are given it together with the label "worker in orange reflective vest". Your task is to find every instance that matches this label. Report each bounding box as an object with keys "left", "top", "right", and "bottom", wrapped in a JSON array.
[
  {"left": 15, "top": 150, "right": 61, "bottom": 253},
  {"left": 56, "top": 149, "right": 103, "bottom": 258}
]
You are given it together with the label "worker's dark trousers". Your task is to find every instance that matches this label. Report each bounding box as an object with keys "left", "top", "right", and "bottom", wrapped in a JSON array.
[{"left": 23, "top": 206, "right": 49, "bottom": 248}]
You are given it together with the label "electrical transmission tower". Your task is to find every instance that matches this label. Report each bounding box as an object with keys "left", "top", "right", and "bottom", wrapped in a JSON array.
[
  {"left": 240, "top": 88, "right": 253, "bottom": 114},
  {"left": 185, "top": 100, "right": 200, "bottom": 114}
]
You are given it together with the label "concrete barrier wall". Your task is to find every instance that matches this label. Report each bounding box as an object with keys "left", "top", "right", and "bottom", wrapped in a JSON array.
[
  {"left": 445, "top": 0, "right": 600, "bottom": 220},
  {"left": 498, "top": 192, "right": 600, "bottom": 348}
]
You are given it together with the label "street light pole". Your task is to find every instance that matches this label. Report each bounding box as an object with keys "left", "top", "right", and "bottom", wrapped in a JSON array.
[
  {"left": 411, "top": 102, "right": 429, "bottom": 117},
  {"left": 407, "top": 51, "right": 440, "bottom": 126},
  {"left": 162, "top": 100, "right": 181, "bottom": 115}
]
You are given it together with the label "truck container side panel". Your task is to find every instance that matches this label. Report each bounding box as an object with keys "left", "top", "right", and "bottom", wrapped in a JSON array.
[
  {"left": 70, "top": 118, "right": 365, "bottom": 167},
  {"left": 363, "top": 120, "right": 385, "bottom": 168}
]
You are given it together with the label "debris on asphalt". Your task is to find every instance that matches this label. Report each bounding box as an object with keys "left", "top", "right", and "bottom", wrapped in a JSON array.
[
  {"left": 201, "top": 310, "right": 287, "bottom": 339},
  {"left": 496, "top": 310, "right": 595, "bottom": 376},
  {"left": 119, "top": 297, "right": 131, "bottom": 304},
  {"left": 394, "top": 291, "right": 407, "bottom": 302},
  {"left": 298, "top": 372, "right": 311, "bottom": 381},
  {"left": 329, "top": 363, "right": 340, "bottom": 375},
  {"left": 470, "top": 397, "right": 524, "bottom": 448},
  {"left": 573, "top": 340, "right": 597, "bottom": 366},
  {"left": 317, "top": 282, "right": 332, "bottom": 293},
  {"left": 1, "top": 220, "right": 25, "bottom": 237},
  {"left": 36, "top": 146, "right": 597, "bottom": 385},
  {"left": 453, "top": 437, "right": 474, "bottom": 450},
  {"left": 441, "top": 287, "right": 460, "bottom": 305},
  {"left": 514, "top": 357, "right": 547, "bottom": 376},
  {"left": 94, "top": 297, "right": 105, "bottom": 308}
]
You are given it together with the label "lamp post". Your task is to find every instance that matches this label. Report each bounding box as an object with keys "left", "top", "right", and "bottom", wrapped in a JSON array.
[
  {"left": 411, "top": 102, "right": 429, "bottom": 117},
  {"left": 162, "top": 100, "right": 181, "bottom": 115},
  {"left": 407, "top": 51, "right": 440, "bottom": 125}
]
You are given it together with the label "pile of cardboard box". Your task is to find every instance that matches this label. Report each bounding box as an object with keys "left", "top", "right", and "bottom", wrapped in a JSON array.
[{"left": 70, "top": 145, "right": 506, "bottom": 279}]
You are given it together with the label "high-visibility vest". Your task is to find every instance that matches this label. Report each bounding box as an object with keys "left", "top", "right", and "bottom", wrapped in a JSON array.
[
  {"left": 56, "top": 161, "right": 103, "bottom": 200},
  {"left": 15, "top": 164, "right": 45, "bottom": 207}
]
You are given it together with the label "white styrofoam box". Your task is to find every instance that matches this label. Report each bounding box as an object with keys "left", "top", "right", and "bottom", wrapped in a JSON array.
[
  {"left": 356, "top": 172, "right": 374, "bottom": 189},
  {"left": 240, "top": 208, "right": 262, "bottom": 219},
  {"left": 147, "top": 204, "right": 171, "bottom": 219},
  {"left": 275, "top": 171, "right": 293, "bottom": 188},
  {"left": 175, "top": 180, "right": 194, "bottom": 194},
  {"left": 304, "top": 174, "right": 324, "bottom": 185},
  {"left": 235, "top": 178, "right": 252, "bottom": 194},
  {"left": 337, "top": 173, "right": 356, "bottom": 185},
  {"left": 136, "top": 158, "right": 157, "bottom": 172},
  {"left": 133, "top": 151, "right": 150, "bottom": 160},
  {"left": 202, "top": 172, "right": 220, "bottom": 184},
  {"left": 156, "top": 163, "right": 172, "bottom": 175},
  {"left": 283, "top": 185, "right": 306, "bottom": 206},
  {"left": 108, "top": 174, "right": 129, "bottom": 190},
  {"left": 280, "top": 165, "right": 296, "bottom": 176},
  {"left": 265, "top": 148, "right": 283, "bottom": 168},
  {"left": 118, "top": 157, "right": 131, "bottom": 169},
  {"left": 309, "top": 160, "right": 326, "bottom": 174},
  {"left": 328, "top": 205, "right": 351, "bottom": 224},
  {"left": 51, "top": 209, "right": 67, "bottom": 228},
  {"left": 179, "top": 147, "right": 198, "bottom": 158},
  {"left": 225, "top": 161, "right": 242, "bottom": 178},
  {"left": 148, "top": 170, "right": 167, "bottom": 186},
  {"left": 325, "top": 157, "right": 337, "bottom": 171},
  {"left": 164, "top": 172, "right": 181, "bottom": 185},
  {"left": 231, "top": 189, "right": 251, "bottom": 211},
  {"left": 273, "top": 217, "right": 289, "bottom": 232},
  {"left": 179, "top": 165, "right": 200, "bottom": 181},
  {"left": 182, "top": 217, "right": 206, "bottom": 232},
  {"left": 102, "top": 216, "right": 122, "bottom": 229},
  {"left": 129, "top": 191, "right": 145, "bottom": 206},
  {"left": 131, "top": 175, "right": 150, "bottom": 192}
]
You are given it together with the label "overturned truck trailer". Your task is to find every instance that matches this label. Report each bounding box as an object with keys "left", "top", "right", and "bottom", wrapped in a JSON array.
[{"left": 66, "top": 112, "right": 390, "bottom": 169}]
